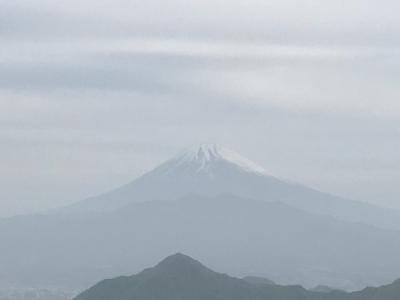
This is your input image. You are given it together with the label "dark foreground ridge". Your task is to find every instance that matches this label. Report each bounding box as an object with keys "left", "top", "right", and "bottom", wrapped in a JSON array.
[{"left": 74, "top": 253, "right": 400, "bottom": 300}]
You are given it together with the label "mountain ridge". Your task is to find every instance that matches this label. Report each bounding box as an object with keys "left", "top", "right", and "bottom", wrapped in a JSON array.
[{"left": 74, "top": 253, "right": 400, "bottom": 300}]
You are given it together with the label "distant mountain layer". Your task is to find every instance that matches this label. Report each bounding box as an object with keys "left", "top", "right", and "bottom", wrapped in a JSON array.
[
  {"left": 242, "top": 276, "right": 276, "bottom": 286},
  {"left": 2, "top": 195, "right": 400, "bottom": 290},
  {"left": 74, "top": 253, "right": 400, "bottom": 300},
  {"left": 67, "top": 144, "right": 400, "bottom": 230}
]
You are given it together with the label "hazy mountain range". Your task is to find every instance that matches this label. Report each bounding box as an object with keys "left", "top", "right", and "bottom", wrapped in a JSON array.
[
  {"left": 74, "top": 253, "right": 400, "bottom": 300},
  {"left": 0, "top": 144, "right": 400, "bottom": 291}
]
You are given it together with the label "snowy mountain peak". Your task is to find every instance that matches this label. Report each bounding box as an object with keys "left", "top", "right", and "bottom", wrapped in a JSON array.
[
  {"left": 183, "top": 143, "right": 225, "bottom": 162},
  {"left": 170, "top": 144, "right": 268, "bottom": 175}
]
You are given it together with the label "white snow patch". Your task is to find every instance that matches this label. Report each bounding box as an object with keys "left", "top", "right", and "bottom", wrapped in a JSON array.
[{"left": 174, "top": 144, "right": 268, "bottom": 175}]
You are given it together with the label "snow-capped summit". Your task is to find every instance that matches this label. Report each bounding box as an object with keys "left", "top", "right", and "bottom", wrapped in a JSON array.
[
  {"left": 67, "top": 143, "right": 282, "bottom": 212},
  {"left": 163, "top": 144, "right": 267, "bottom": 176},
  {"left": 65, "top": 143, "right": 333, "bottom": 214}
]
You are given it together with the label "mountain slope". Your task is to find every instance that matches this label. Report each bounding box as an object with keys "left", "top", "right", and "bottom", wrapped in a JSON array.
[
  {"left": 66, "top": 144, "right": 400, "bottom": 230},
  {"left": 76, "top": 253, "right": 273, "bottom": 300},
  {"left": 2, "top": 195, "right": 400, "bottom": 290},
  {"left": 243, "top": 276, "right": 276, "bottom": 286},
  {"left": 351, "top": 279, "right": 400, "bottom": 300},
  {"left": 74, "top": 253, "right": 267, "bottom": 300},
  {"left": 74, "top": 254, "right": 400, "bottom": 300}
]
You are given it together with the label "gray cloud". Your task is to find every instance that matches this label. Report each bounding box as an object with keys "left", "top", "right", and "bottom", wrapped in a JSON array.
[{"left": 2, "top": 0, "right": 400, "bottom": 45}]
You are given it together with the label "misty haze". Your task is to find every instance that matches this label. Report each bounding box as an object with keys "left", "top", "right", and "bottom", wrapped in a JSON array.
[{"left": 1, "top": 1, "right": 400, "bottom": 300}]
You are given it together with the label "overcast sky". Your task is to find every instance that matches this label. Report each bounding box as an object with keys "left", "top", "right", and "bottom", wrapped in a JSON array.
[{"left": 1, "top": 0, "right": 400, "bottom": 217}]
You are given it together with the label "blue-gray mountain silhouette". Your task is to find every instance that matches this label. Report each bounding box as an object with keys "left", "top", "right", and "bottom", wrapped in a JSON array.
[{"left": 74, "top": 253, "right": 400, "bottom": 300}]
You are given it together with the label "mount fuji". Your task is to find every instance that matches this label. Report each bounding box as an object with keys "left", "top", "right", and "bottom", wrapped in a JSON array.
[
  {"left": 68, "top": 144, "right": 400, "bottom": 230},
  {"left": 2, "top": 144, "right": 400, "bottom": 291}
]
